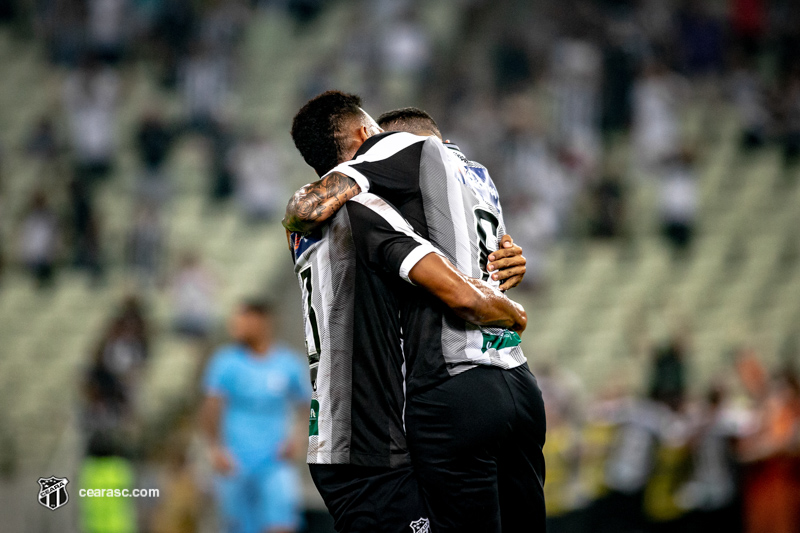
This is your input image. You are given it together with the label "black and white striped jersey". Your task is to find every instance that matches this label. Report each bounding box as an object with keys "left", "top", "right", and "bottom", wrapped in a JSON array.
[
  {"left": 290, "top": 193, "right": 440, "bottom": 466},
  {"left": 325, "top": 132, "right": 527, "bottom": 395}
]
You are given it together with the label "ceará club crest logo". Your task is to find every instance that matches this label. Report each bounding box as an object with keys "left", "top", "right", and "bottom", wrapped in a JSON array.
[
  {"left": 410, "top": 517, "right": 430, "bottom": 533},
  {"left": 38, "top": 476, "right": 69, "bottom": 511}
]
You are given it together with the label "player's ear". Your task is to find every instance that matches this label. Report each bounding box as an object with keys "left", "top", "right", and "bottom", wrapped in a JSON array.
[{"left": 357, "top": 125, "right": 373, "bottom": 143}]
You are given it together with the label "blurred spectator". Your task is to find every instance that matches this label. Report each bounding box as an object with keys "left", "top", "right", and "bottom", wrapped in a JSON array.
[
  {"left": 200, "top": 300, "right": 310, "bottom": 533},
  {"left": 774, "top": 1, "right": 800, "bottom": 83},
  {"left": 41, "top": 0, "right": 87, "bottom": 67},
  {"left": 548, "top": 36, "right": 602, "bottom": 155},
  {"left": 641, "top": 404, "right": 693, "bottom": 532},
  {"left": 136, "top": 110, "right": 174, "bottom": 205},
  {"left": 126, "top": 203, "right": 165, "bottom": 287},
  {"left": 153, "top": 0, "right": 196, "bottom": 88},
  {"left": 87, "top": 0, "right": 129, "bottom": 65},
  {"left": 739, "top": 365, "right": 800, "bottom": 533},
  {"left": 779, "top": 73, "right": 800, "bottom": 166},
  {"left": 631, "top": 61, "right": 684, "bottom": 173},
  {"left": 0, "top": 0, "right": 17, "bottom": 22},
  {"left": 381, "top": 10, "right": 431, "bottom": 77},
  {"left": 94, "top": 314, "right": 149, "bottom": 392},
  {"left": 588, "top": 174, "right": 626, "bottom": 239},
  {"left": 730, "top": 0, "right": 767, "bottom": 60},
  {"left": 0, "top": 150, "right": 5, "bottom": 285},
  {"left": 636, "top": 0, "right": 675, "bottom": 52},
  {"left": 494, "top": 35, "right": 534, "bottom": 95},
  {"left": 287, "top": 0, "right": 324, "bottom": 28},
  {"left": 599, "top": 25, "right": 636, "bottom": 134},
  {"left": 231, "top": 133, "right": 286, "bottom": 222},
  {"left": 180, "top": 44, "right": 228, "bottom": 133},
  {"left": 730, "top": 62, "right": 769, "bottom": 149},
  {"left": 75, "top": 206, "right": 105, "bottom": 283},
  {"left": 380, "top": 9, "right": 431, "bottom": 102},
  {"left": 596, "top": 394, "right": 663, "bottom": 533},
  {"left": 503, "top": 104, "right": 580, "bottom": 237},
  {"left": 675, "top": 3, "right": 724, "bottom": 77},
  {"left": 677, "top": 385, "right": 744, "bottom": 532},
  {"left": 17, "top": 190, "right": 59, "bottom": 288},
  {"left": 209, "top": 118, "right": 236, "bottom": 201},
  {"left": 499, "top": 105, "right": 564, "bottom": 286},
  {"left": 543, "top": 405, "right": 584, "bottom": 533},
  {"left": 149, "top": 444, "right": 202, "bottom": 533},
  {"left": 69, "top": 177, "right": 105, "bottom": 282},
  {"left": 118, "top": 295, "right": 151, "bottom": 348},
  {"left": 171, "top": 251, "right": 218, "bottom": 339},
  {"left": 0, "top": 232, "right": 5, "bottom": 286},
  {"left": 659, "top": 150, "right": 698, "bottom": 255},
  {"left": 137, "top": 110, "right": 173, "bottom": 172},
  {"left": 79, "top": 433, "right": 138, "bottom": 533},
  {"left": 198, "top": 0, "right": 247, "bottom": 57},
  {"left": 81, "top": 297, "right": 149, "bottom": 439},
  {"left": 538, "top": 364, "right": 587, "bottom": 533},
  {"left": 649, "top": 334, "right": 688, "bottom": 409},
  {"left": 25, "top": 115, "right": 61, "bottom": 162},
  {"left": 63, "top": 56, "right": 120, "bottom": 181},
  {"left": 83, "top": 360, "right": 130, "bottom": 436}
]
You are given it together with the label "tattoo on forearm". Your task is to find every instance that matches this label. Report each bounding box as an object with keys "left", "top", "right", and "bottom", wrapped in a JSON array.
[{"left": 283, "top": 172, "right": 360, "bottom": 232}]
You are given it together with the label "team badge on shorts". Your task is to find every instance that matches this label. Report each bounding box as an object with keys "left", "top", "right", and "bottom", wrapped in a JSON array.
[
  {"left": 410, "top": 517, "right": 431, "bottom": 533},
  {"left": 38, "top": 476, "right": 69, "bottom": 510}
]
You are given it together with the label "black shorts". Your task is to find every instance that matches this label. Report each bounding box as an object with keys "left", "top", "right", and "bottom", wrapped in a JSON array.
[
  {"left": 309, "top": 464, "right": 430, "bottom": 533},
  {"left": 405, "top": 364, "right": 547, "bottom": 533}
]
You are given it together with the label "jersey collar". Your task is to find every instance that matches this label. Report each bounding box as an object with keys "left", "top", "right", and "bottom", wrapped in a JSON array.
[{"left": 354, "top": 131, "right": 401, "bottom": 158}]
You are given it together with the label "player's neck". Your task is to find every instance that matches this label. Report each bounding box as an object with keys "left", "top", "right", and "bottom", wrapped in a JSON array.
[{"left": 246, "top": 338, "right": 271, "bottom": 357}]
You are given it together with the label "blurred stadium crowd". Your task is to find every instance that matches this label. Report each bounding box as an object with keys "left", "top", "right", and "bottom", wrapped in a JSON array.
[{"left": 0, "top": 0, "right": 799, "bottom": 532}]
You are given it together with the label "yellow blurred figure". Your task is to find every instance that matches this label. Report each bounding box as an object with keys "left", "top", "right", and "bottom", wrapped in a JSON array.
[{"left": 79, "top": 455, "right": 138, "bottom": 533}]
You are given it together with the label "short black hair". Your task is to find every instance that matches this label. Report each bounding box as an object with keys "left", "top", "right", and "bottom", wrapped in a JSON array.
[
  {"left": 240, "top": 298, "right": 274, "bottom": 316},
  {"left": 377, "top": 107, "right": 441, "bottom": 138},
  {"left": 291, "top": 90, "right": 365, "bottom": 176}
]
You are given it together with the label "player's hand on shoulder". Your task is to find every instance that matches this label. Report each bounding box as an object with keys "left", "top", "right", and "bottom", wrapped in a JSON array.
[{"left": 487, "top": 234, "right": 526, "bottom": 291}]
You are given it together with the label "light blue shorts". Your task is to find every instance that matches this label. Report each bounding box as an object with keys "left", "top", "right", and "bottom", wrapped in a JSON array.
[{"left": 215, "top": 462, "right": 302, "bottom": 533}]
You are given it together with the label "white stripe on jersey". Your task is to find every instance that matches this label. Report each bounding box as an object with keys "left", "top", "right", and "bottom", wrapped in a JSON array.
[
  {"left": 348, "top": 193, "right": 441, "bottom": 283},
  {"left": 439, "top": 142, "right": 475, "bottom": 278},
  {"left": 399, "top": 245, "right": 437, "bottom": 284},
  {"left": 316, "top": 231, "right": 337, "bottom": 463},
  {"left": 326, "top": 132, "right": 425, "bottom": 193}
]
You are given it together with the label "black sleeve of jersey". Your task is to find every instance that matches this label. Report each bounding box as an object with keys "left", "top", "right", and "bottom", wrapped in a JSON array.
[
  {"left": 345, "top": 198, "right": 439, "bottom": 284},
  {"left": 335, "top": 134, "right": 425, "bottom": 207}
]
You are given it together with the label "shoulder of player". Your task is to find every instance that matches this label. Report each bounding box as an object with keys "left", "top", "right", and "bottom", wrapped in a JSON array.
[
  {"left": 346, "top": 193, "right": 399, "bottom": 221},
  {"left": 468, "top": 159, "right": 489, "bottom": 171},
  {"left": 441, "top": 141, "right": 485, "bottom": 169},
  {"left": 345, "top": 194, "right": 419, "bottom": 237},
  {"left": 269, "top": 345, "right": 305, "bottom": 366},
  {"left": 346, "top": 131, "right": 428, "bottom": 165},
  {"left": 209, "top": 344, "right": 244, "bottom": 365},
  {"left": 364, "top": 130, "right": 426, "bottom": 149}
]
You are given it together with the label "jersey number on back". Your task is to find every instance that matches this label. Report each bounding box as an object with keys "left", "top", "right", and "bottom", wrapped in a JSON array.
[
  {"left": 474, "top": 207, "right": 500, "bottom": 282},
  {"left": 299, "top": 266, "right": 321, "bottom": 389}
]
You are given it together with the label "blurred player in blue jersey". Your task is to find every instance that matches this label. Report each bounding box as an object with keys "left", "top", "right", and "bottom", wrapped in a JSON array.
[{"left": 200, "top": 299, "right": 311, "bottom": 533}]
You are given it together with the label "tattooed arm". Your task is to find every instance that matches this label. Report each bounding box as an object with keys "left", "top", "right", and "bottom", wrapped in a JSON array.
[
  {"left": 408, "top": 252, "right": 527, "bottom": 332},
  {"left": 282, "top": 172, "right": 362, "bottom": 233}
]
